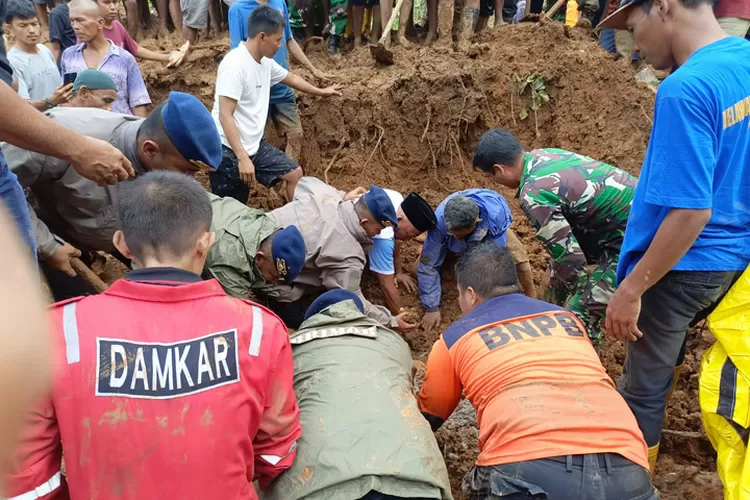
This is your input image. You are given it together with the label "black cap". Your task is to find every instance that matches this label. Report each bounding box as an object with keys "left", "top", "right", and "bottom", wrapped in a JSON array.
[
  {"left": 596, "top": 0, "right": 642, "bottom": 31},
  {"left": 401, "top": 193, "right": 437, "bottom": 233}
]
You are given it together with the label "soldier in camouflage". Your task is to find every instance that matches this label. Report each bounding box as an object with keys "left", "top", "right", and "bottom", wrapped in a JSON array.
[{"left": 472, "top": 129, "right": 637, "bottom": 346}]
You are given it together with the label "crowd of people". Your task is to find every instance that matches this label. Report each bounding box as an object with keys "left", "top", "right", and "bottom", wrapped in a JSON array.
[{"left": 0, "top": 0, "right": 749, "bottom": 496}]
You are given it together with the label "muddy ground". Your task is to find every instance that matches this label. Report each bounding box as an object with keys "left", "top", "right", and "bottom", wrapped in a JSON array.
[{"left": 133, "top": 13, "right": 722, "bottom": 499}]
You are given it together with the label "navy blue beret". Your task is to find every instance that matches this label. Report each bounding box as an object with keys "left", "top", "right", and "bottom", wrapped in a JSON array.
[
  {"left": 271, "top": 225, "right": 306, "bottom": 282},
  {"left": 304, "top": 289, "right": 364, "bottom": 321},
  {"left": 364, "top": 185, "right": 398, "bottom": 228},
  {"left": 161, "top": 92, "right": 222, "bottom": 170}
]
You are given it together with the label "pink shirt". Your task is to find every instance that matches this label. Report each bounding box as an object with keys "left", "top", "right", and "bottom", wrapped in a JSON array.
[{"left": 103, "top": 20, "right": 139, "bottom": 56}]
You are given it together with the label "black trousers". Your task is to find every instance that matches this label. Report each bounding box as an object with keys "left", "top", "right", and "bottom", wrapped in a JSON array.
[{"left": 262, "top": 294, "right": 319, "bottom": 330}]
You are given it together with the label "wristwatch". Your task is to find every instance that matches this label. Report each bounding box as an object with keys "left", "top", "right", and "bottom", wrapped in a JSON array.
[{"left": 43, "top": 98, "right": 57, "bottom": 110}]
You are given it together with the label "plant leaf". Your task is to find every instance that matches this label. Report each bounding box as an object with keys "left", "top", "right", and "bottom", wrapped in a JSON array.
[{"left": 519, "top": 107, "right": 529, "bottom": 120}]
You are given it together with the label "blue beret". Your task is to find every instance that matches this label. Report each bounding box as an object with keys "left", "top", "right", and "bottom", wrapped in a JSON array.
[
  {"left": 161, "top": 92, "right": 222, "bottom": 170},
  {"left": 271, "top": 225, "right": 305, "bottom": 282},
  {"left": 363, "top": 185, "right": 398, "bottom": 228},
  {"left": 304, "top": 290, "right": 364, "bottom": 321}
]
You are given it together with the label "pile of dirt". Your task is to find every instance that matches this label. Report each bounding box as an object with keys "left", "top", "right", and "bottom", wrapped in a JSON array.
[{"left": 139, "top": 18, "right": 721, "bottom": 499}]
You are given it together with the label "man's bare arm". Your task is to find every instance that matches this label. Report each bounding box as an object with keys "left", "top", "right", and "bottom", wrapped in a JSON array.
[
  {"left": 287, "top": 39, "right": 328, "bottom": 78},
  {"left": 606, "top": 207, "right": 712, "bottom": 342},
  {"left": 0, "top": 205, "right": 51, "bottom": 472},
  {"left": 376, "top": 272, "right": 402, "bottom": 314},
  {"left": 50, "top": 41, "right": 61, "bottom": 63},
  {"left": 281, "top": 73, "right": 341, "bottom": 97}
]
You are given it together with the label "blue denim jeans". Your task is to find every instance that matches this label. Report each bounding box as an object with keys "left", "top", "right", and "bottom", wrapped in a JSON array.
[
  {"left": 618, "top": 270, "right": 743, "bottom": 447},
  {"left": 464, "top": 454, "right": 658, "bottom": 499},
  {"left": 0, "top": 155, "right": 36, "bottom": 256}
]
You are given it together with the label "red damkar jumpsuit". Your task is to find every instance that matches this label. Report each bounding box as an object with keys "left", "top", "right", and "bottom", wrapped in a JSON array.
[{"left": 3, "top": 268, "right": 301, "bottom": 500}]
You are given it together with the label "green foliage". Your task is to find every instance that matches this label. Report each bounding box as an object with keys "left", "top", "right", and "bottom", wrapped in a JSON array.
[{"left": 516, "top": 74, "right": 550, "bottom": 136}]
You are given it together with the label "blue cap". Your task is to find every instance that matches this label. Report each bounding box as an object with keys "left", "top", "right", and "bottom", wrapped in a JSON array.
[
  {"left": 304, "top": 289, "right": 364, "bottom": 321},
  {"left": 161, "top": 92, "right": 222, "bottom": 170},
  {"left": 271, "top": 225, "right": 306, "bottom": 282},
  {"left": 363, "top": 185, "right": 398, "bottom": 228}
]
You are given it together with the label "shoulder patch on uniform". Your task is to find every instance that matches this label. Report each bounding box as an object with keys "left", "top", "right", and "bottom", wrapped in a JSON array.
[{"left": 95, "top": 329, "right": 240, "bottom": 399}]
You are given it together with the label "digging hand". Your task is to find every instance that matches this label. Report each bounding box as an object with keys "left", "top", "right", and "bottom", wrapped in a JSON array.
[
  {"left": 395, "top": 312, "right": 418, "bottom": 332},
  {"left": 320, "top": 84, "right": 343, "bottom": 97},
  {"left": 166, "top": 42, "right": 190, "bottom": 68},
  {"left": 395, "top": 273, "right": 418, "bottom": 294},
  {"left": 421, "top": 310, "right": 441, "bottom": 332},
  {"left": 48, "top": 243, "right": 82, "bottom": 278},
  {"left": 311, "top": 68, "right": 333, "bottom": 81}
]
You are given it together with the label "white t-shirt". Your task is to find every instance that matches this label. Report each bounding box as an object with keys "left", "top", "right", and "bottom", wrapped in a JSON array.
[
  {"left": 8, "top": 45, "right": 61, "bottom": 101},
  {"left": 369, "top": 189, "right": 404, "bottom": 275},
  {"left": 211, "top": 44, "right": 288, "bottom": 156}
]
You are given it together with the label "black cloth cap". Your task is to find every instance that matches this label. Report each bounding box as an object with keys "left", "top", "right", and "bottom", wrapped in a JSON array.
[{"left": 401, "top": 193, "right": 437, "bottom": 233}]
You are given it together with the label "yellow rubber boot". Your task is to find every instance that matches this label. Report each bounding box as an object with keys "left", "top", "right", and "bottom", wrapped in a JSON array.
[
  {"left": 648, "top": 443, "right": 660, "bottom": 473},
  {"left": 666, "top": 363, "right": 684, "bottom": 404},
  {"left": 649, "top": 364, "right": 684, "bottom": 473}
]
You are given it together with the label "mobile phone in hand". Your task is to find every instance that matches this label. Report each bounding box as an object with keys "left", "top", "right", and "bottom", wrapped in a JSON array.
[{"left": 63, "top": 72, "right": 78, "bottom": 86}]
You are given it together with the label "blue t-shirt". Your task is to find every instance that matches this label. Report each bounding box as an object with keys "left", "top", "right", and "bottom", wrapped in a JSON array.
[
  {"left": 617, "top": 37, "right": 750, "bottom": 284},
  {"left": 49, "top": 3, "right": 77, "bottom": 54},
  {"left": 228, "top": 0, "right": 295, "bottom": 103}
]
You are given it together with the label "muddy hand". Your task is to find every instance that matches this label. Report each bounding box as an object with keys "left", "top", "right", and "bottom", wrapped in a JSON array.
[
  {"left": 48, "top": 243, "right": 82, "bottom": 277},
  {"left": 396, "top": 312, "right": 418, "bottom": 332},
  {"left": 395, "top": 273, "right": 418, "bottom": 295},
  {"left": 166, "top": 42, "right": 190, "bottom": 68},
  {"left": 421, "top": 310, "right": 441, "bottom": 332},
  {"left": 321, "top": 84, "right": 343, "bottom": 97},
  {"left": 312, "top": 68, "right": 333, "bottom": 81}
]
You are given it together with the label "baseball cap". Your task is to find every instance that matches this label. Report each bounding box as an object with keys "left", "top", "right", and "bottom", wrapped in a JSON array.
[
  {"left": 364, "top": 185, "right": 399, "bottom": 228},
  {"left": 597, "top": 0, "right": 643, "bottom": 30},
  {"left": 270, "top": 225, "right": 306, "bottom": 282}
]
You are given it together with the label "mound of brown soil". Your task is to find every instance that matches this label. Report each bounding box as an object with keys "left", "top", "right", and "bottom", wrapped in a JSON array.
[{"left": 139, "top": 18, "right": 719, "bottom": 499}]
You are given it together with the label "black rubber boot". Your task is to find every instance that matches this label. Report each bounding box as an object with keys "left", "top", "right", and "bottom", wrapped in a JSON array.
[{"left": 328, "top": 34, "right": 341, "bottom": 55}]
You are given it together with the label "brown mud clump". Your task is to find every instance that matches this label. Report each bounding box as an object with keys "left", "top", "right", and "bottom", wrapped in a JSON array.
[{"left": 141, "top": 19, "right": 719, "bottom": 499}]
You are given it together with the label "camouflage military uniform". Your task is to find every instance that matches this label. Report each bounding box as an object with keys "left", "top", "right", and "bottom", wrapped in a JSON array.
[
  {"left": 287, "top": 0, "right": 345, "bottom": 38},
  {"left": 518, "top": 148, "right": 637, "bottom": 345}
]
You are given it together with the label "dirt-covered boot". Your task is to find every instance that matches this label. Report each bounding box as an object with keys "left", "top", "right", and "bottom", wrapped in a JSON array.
[
  {"left": 328, "top": 34, "right": 341, "bottom": 55},
  {"left": 451, "top": 0, "right": 465, "bottom": 44},
  {"left": 455, "top": 6, "right": 478, "bottom": 51}
]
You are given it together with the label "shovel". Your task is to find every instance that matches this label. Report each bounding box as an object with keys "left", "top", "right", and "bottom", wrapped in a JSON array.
[
  {"left": 369, "top": 0, "right": 406, "bottom": 65},
  {"left": 71, "top": 257, "right": 109, "bottom": 293}
]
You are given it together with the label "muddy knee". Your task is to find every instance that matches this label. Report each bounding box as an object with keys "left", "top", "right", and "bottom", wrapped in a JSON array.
[{"left": 285, "top": 130, "right": 304, "bottom": 162}]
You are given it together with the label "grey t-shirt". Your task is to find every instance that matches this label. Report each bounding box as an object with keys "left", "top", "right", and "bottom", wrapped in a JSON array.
[{"left": 8, "top": 45, "right": 61, "bottom": 100}]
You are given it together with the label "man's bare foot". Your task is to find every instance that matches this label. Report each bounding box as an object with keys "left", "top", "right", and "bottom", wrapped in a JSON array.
[
  {"left": 425, "top": 30, "right": 437, "bottom": 45},
  {"left": 397, "top": 35, "right": 413, "bottom": 48}
]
